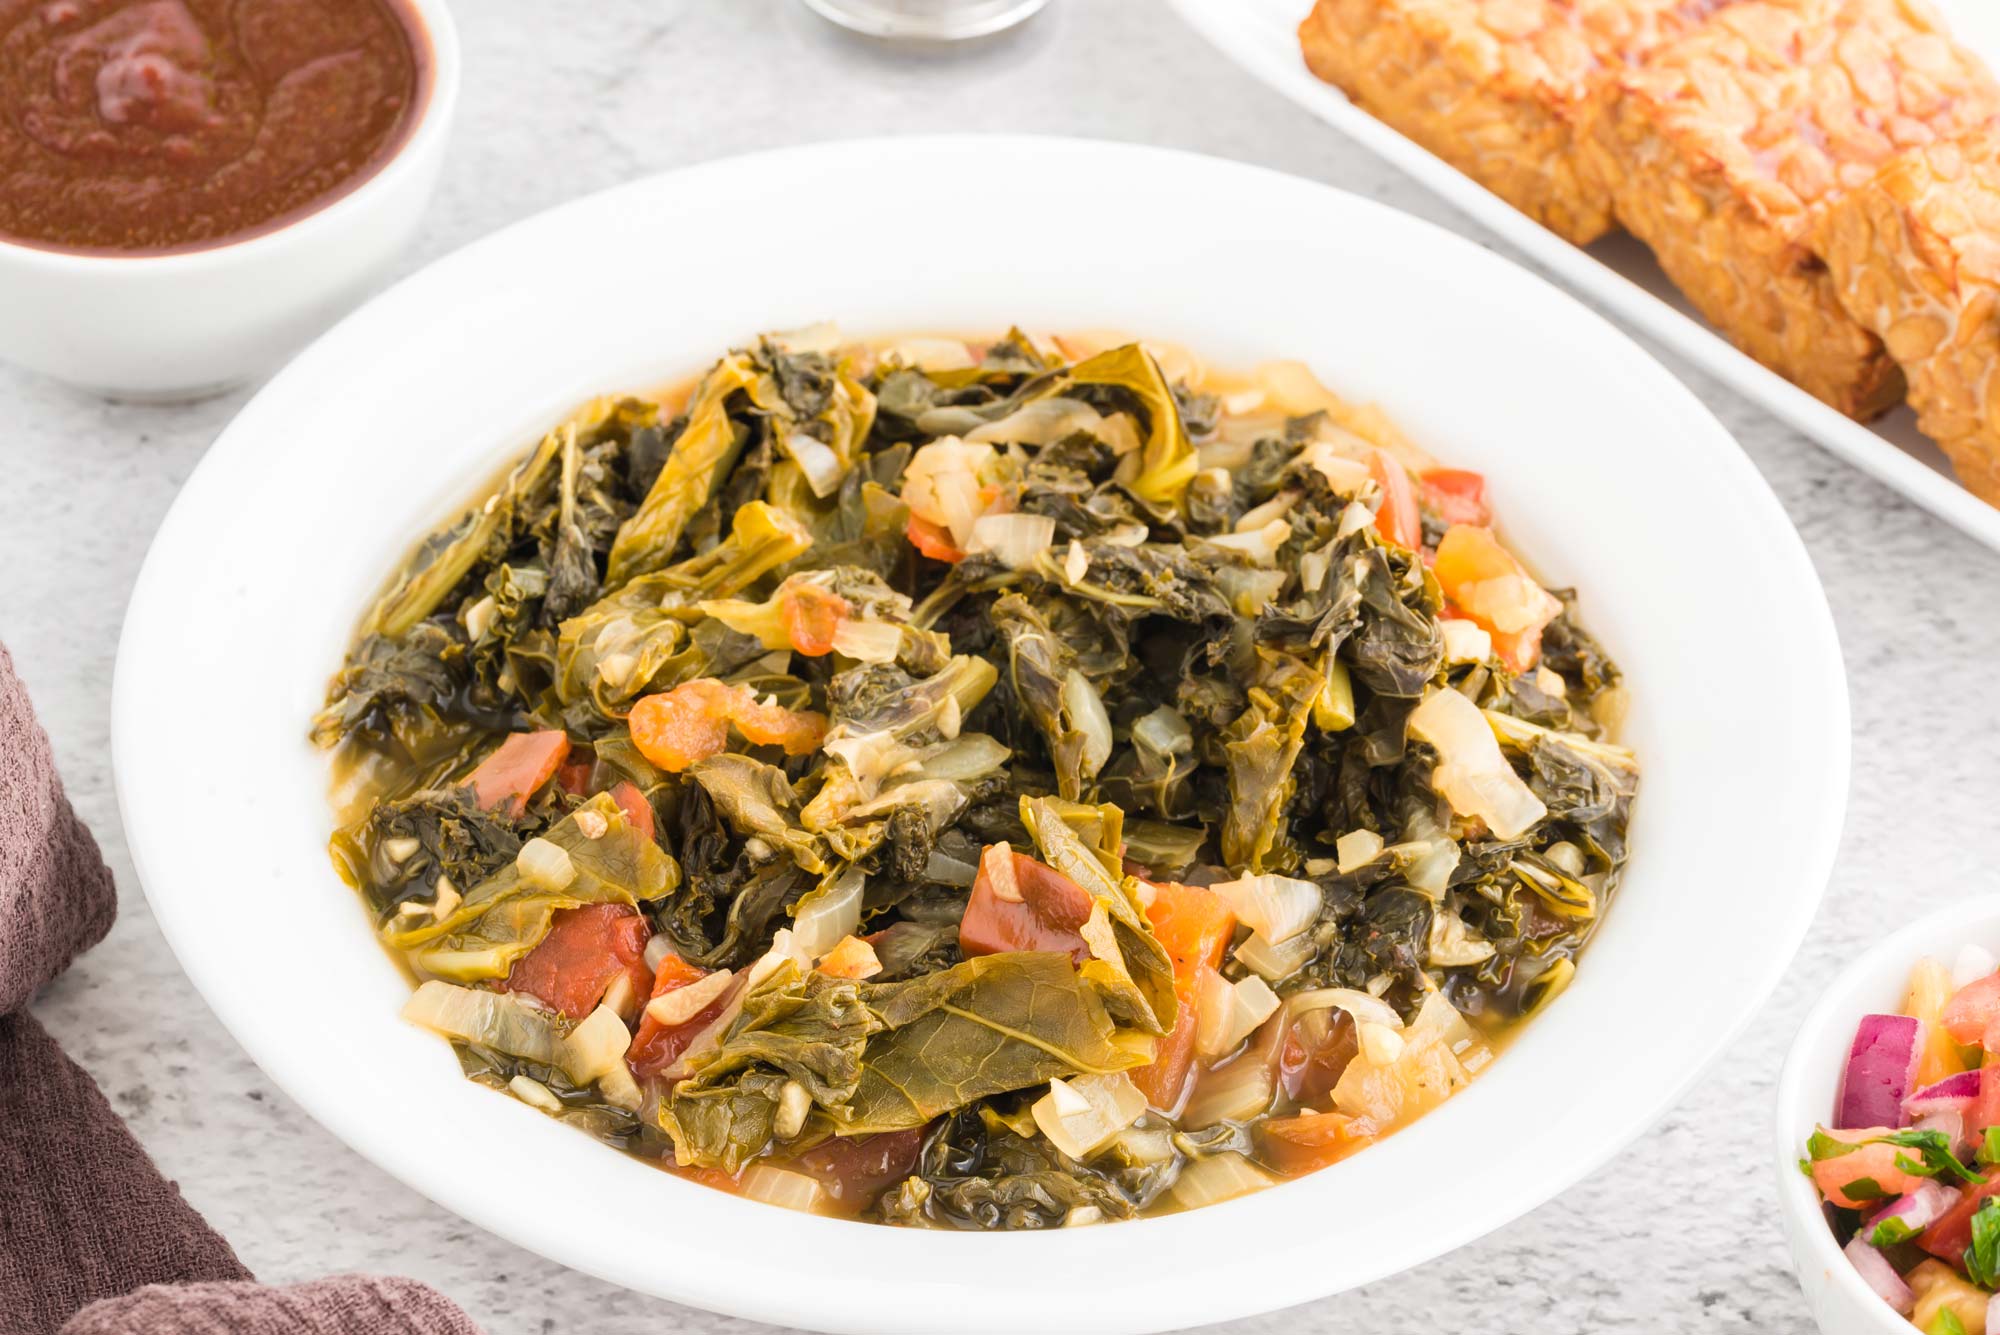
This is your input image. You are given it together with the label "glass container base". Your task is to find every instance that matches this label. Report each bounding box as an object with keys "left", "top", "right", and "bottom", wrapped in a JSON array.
[{"left": 800, "top": 0, "right": 1048, "bottom": 41}]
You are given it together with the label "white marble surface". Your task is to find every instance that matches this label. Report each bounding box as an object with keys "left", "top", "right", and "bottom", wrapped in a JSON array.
[{"left": 5, "top": 3, "right": 1999, "bottom": 1332}]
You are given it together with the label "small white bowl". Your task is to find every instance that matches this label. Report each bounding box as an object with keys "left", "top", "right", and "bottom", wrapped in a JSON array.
[
  {"left": 0, "top": 0, "right": 459, "bottom": 401},
  {"left": 1774, "top": 896, "right": 2000, "bottom": 1335}
]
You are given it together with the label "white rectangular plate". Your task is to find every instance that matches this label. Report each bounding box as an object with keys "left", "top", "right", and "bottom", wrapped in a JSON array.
[{"left": 1170, "top": 0, "right": 2000, "bottom": 550}]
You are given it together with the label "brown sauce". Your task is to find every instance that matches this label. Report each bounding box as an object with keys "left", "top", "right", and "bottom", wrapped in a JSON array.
[{"left": 0, "top": 0, "right": 430, "bottom": 255}]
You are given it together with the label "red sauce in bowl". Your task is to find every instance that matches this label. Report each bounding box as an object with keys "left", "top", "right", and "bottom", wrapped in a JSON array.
[{"left": 0, "top": 0, "right": 430, "bottom": 255}]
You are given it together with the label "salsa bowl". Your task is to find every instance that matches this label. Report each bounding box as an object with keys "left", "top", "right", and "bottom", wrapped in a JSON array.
[{"left": 113, "top": 136, "right": 1849, "bottom": 1334}]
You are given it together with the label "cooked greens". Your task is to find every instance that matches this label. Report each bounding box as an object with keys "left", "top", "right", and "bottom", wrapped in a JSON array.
[{"left": 316, "top": 326, "right": 1636, "bottom": 1227}]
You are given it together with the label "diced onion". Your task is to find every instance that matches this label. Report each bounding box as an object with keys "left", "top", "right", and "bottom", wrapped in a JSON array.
[
  {"left": 915, "top": 733, "right": 1011, "bottom": 782},
  {"left": 1398, "top": 838, "right": 1460, "bottom": 896},
  {"left": 1296, "top": 441, "right": 1373, "bottom": 496},
  {"left": 1335, "top": 501, "right": 1374, "bottom": 539},
  {"left": 1061, "top": 670, "right": 1113, "bottom": 777},
  {"left": 515, "top": 837, "right": 576, "bottom": 892},
  {"left": 1335, "top": 829, "right": 1383, "bottom": 874},
  {"left": 1441, "top": 619, "right": 1492, "bottom": 664},
  {"left": 1032, "top": 1073, "right": 1148, "bottom": 1159},
  {"left": 1195, "top": 971, "right": 1281, "bottom": 1060},
  {"left": 1408, "top": 689, "right": 1547, "bottom": 840},
  {"left": 643, "top": 935, "right": 676, "bottom": 973},
  {"left": 791, "top": 865, "right": 866, "bottom": 960},
  {"left": 645, "top": 968, "right": 735, "bottom": 1026},
  {"left": 901, "top": 437, "right": 995, "bottom": 548},
  {"left": 1234, "top": 492, "right": 1296, "bottom": 532},
  {"left": 783, "top": 431, "right": 846, "bottom": 498},
  {"left": 1234, "top": 929, "right": 1316, "bottom": 981},
  {"left": 462, "top": 594, "right": 498, "bottom": 643},
  {"left": 566, "top": 1004, "right": 641, "bottom": 1110},
  {"left": 829, "top": 618, "right": 904, "bottom": 663},
  {"left": 1357, "top": 1021, "right": 1407, "bottom": 1065},
  {"left": 739, "top": 1164, "right": 827, "bottom": 1213},
  {"left": 1283, "top": 986, "right": 1404, "bottom": 1032},
  {"left": 1168, "top": 1153, "right": 1275, "bottom": 1210},
  {"left": 1211, "top": 874, "right": 1322, "bottom": 945},
  {"left": 507, "top": 1075, "right": 564, "bottom": 1114},
  {"left": 1064, "top": 540, "right": 1089, "bottom": 585},
  {"left": 774, "top": 1080, "right": 813, "bottom": 1140},
  {"left": 403, "top": 981, "right": 568, "bottom": 1070},
  {"left": 1843, "top": 1236, "right": 1914, "bottom": 1315},
  {"left": 1064, "top": 1206, "right": 1104, "bottom": 1228},
  {"left": 1428, "top": 909, "right": 1497, "bottom": 967},
  {"left": 1198, "top": 518, "right": 1291, "bottom": 565},
  {"left": 1182, "top": 1050, "right": 1276, "bottom": 1126},
  {"left": 967, "top": 512, "right": 1056, "bottom": 571}
]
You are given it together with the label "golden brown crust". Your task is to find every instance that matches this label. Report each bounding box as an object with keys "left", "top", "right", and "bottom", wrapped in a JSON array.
[
  {"left": 1816, "top": 126, "right": 2000, "bottom": 501},
  {"left": 1585, "top": 0, "right": 1996, "bottom": 419},
  {"left": 1298, "top": 0, "right": 1731, "bottom": 244}
]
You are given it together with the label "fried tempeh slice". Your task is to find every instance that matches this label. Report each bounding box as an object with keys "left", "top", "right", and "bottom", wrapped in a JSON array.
[
  {"left": 1815, "top": 126, "right": 2000, "bottom": 502},
  {"left": 1585, "top": 0, "right": 1998, "bottom": 420},
  {"left": 1298, "top": 0, "right": 1737, "bottom": 244}
]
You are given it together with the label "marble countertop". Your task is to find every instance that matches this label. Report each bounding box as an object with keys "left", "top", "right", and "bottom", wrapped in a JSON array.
[{"left": 7, "top": 3, "right": 1999, "bottom": 1332}]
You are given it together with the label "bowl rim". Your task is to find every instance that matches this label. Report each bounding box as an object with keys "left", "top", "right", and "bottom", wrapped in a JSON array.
[
  {"left": 112, "top": 134, "right": 1852, "bottom": 1334},
  {"left": 1772, "top": 894, "right": 2000, "bottom": 1333},
  {"left": 0, "top": 0, "right": 461, "bottom": 272}
]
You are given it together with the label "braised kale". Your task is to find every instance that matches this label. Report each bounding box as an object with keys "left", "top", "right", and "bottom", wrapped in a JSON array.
[{"left": 316, "top": 327, "right": 1636, "bottom": 1228}]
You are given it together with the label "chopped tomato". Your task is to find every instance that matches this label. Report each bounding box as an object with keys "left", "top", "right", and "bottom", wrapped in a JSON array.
[
  {"left": 628, "top": 953, "right": 737, "bottom": 1081},
  {"left": 1432, "top": 525, "right": 1563, "bottom": 674},
  {"left": 906, "top": 514, "right": 966, "bottom": 563},
  {"left": 628, "top": 679, "right": 828, "bottom": 772},
  {"left": 780, "top": 583, "right": 850, "bottom": 657},
  {"left": 1809, "top": 1126, "right": 1935, "bottom": 1210},
  {"left": 1142, "top": 882, "right": 1236, "bottom": 974},
  {"left": 660, "top": 1161, "right": 742, "bottom": 1195},
  {"left": 1132, "top": 967, "right": 1207, "bottom": 1116},
  {"left": 466, "top": 730, "right": 571, "bottom": 816},
  {"left": 1259, "top": 1111, "right": 1378, "bottom": 1174},
  {"left": 788, "top": 1127, "right": 928, "bottom": 1204},
  {"left": 1418, "top": 468, "right": 1491, "bottom": 528},
  {"left": 958, "top": 842, "right": 1093, "bottom": 963},
  {"left": 1920, "top": 1179, "right": 1993, "bottom": 1263},
  {"left": 555, "top": 752, "right": 595, "bottom": 797},
  {"left": 609, "top": 781, "right": 655, "bottom": 843},
  {"left": 500, "top": 903, "right": 652, "bottom": 1020},
  {"left": 1974, "top": 1023, "right": 2000, "bottom": 1135},
  {"left": 1368, "top": 450, "right": 1421, "bottom": 552},
  {"left": 1941, "top": 973, "right": 2000, "bottom": 1045}
]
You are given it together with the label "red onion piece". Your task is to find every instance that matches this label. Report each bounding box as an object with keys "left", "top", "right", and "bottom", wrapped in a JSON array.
[
  {"left": 1838, "top": 1014, "right": 1922, "bottom": 1130},
  {"left": 1866, "top": 1180, "right": 1959, "bottom": 1237},
  {"left": 1906, "top": 1069, "right": 1983, "bottom": 1118},
  {"left": 1915, "top": 1109, "right": 1970, "bottom": 1156},
  {"left": 1843, "top": 1236, "right": 1914, "bottom": 1315}
]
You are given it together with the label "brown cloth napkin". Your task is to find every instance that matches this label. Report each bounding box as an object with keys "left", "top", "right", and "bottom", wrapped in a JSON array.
[{"left": 0, "top": 644, "right": 483, "bottom": 1335}]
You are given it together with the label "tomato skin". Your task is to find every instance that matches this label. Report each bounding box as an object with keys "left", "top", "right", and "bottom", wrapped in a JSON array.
[
  {"left": 1142, "top": 882, "right": 1235, "bottom": 974},
  {"left": 906, "top": 514, "right": 966, "bottom": 563},
  {"left": 555, "top": 752, "right": 594, "bottom": 797},
  {"left": 609, "top": 781, "right": 655, "bottom": 843},
  {"left": 958, "top": 844, "right": 1093, "bottom": 963},
  {"left": 466, "top": 731, "right": 572, "bottom": 816},
  {"left": 500, "top": 903, "right": 651, "bottom": 1019},
  {"left": 1418, "top": 468, "right": 1491, "bottom": 527},
  {"left": 1131, "top": 968, "right": 1207, "bottom": 1115},
  {"left": 1259, "top": 1111, "right": 1377, "bottom": 1175},
  {"left": 1942, "top": 974, "right": 2000, "bottom": 1045},
  {"left": 628, "top": 953, "right": 734, "bottom": 1081},
  {"left": 1368, "top": 450, "right": 1422, "bottom": 552},
  {"left": 780, "top": 584, "right": 849, "bottom": 657},
  {"left": 788, "top": 1127, "right": 928, "bottom": 1204},
  {"left": 1278, "top": 1008, "right": 1359, "bottom": 1105}
]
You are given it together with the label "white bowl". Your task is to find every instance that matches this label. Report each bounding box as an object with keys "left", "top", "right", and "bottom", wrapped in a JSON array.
[
  {"left": 113, "top": 136, "right": 1850, "bottom": 1335},
  {"left": 1774, "top": 897, "right": 2000, "bottom": 1335},
  {"left": 0, "top": 0, "right": 459, "bottom": 401}
]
